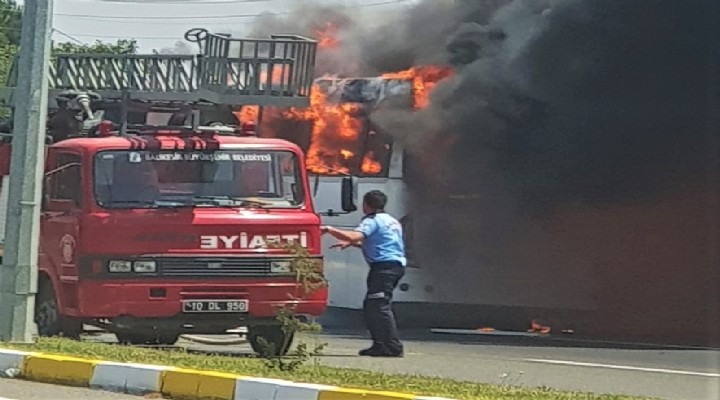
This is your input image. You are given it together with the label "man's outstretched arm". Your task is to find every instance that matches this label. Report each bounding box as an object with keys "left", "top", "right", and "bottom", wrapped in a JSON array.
[
  {"left": 330, "top": 240, "right": 362, "bottom": 250},
  {"left": 322, "top": 226, "right": 365, "bottom": 244}
]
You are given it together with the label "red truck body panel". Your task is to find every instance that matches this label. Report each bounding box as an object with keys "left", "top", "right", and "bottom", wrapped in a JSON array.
[
  {"left": 0, "top": 144, "right": 9, "bottom": 176},
  {"left": 0, "top": 132, "right": 328, "bottom": 333},
  {"left": 70, "top": 279, "right": 328, "bottom": 318}
]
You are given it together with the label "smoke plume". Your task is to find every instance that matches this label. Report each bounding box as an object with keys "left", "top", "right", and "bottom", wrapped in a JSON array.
[
  {"left": 250, "top": 0, "right": 720, "bottom": 342},
  {"left": 372, "top": 0, "right": 719, "bottom": 208},
  {"left": 249, "top": 0, "right": 502, "bottom": 77},
  {"left": 247, "top": 0, "right": 718, "bottom": 206}
]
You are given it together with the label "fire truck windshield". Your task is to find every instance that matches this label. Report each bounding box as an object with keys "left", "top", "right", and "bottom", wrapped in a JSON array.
[{"left": 93, "top": 150, "right": 305, "bottom": 209}]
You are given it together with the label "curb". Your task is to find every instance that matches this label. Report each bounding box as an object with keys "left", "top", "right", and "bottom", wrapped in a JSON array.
[{"left": 0, "top": 348, "right": 455, "bottom": 400}]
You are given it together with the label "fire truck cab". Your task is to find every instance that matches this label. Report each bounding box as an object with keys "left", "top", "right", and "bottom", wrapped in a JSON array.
[{"left": 0, "top": 29, "right": 353, "bottom": 354}]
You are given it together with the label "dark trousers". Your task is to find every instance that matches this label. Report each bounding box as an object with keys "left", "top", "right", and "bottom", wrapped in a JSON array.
[{"left": 363, "top": 262, "right": 405, "bottom": 354}]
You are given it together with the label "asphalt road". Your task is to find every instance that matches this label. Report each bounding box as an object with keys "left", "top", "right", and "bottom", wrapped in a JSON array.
[
  {"left": 311, "top": 328, "right": 720, "bottom": 400},
  {"left": 77, "top": 325, "right": 720, "bottom": 400},
  {"left": 0, "top": 380, "right": 137, "bottom": 400}
]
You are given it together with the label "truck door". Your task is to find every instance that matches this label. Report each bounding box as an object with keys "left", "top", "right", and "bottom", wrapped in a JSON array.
[{"left": 40, "top": 151, "right": 83, "bottom": 315}]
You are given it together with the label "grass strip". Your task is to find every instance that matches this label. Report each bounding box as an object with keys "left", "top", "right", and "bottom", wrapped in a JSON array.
[{"left": 2, "top": 337, "right": 657, "bottom": 400}]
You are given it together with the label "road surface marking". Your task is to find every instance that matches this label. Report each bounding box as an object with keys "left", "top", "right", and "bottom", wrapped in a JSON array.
[
  {"left": 525, "top": 358, "right": 720, "bottom": 378},
  {"left": 431, "top": 328, "right": 543, "bottom": 337}
]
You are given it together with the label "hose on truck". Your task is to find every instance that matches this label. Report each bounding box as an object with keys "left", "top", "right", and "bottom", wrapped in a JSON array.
[
  {"left": 179, "top": 333, "right": 248, "bottom": 346},
  {"left": 83, "top": 325, "right": 249, "bottom": 346}
]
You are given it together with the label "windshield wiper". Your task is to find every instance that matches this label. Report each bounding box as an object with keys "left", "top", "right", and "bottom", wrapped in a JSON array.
[
  {"left": 103, "top": 200, "right": 158, "bottom": 208},
  {"left": 192, "top": 195, "right": 273, "bottom": 209},
  {"left": 102, "top": 200, "right": 184, "bottom": 209}
]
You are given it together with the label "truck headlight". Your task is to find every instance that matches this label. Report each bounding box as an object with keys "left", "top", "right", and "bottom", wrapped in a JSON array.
[
  {"left": 133, "top": 261, "right": 157, "bottom": 273},
  {"left": 108, "top": 260, "right": 132, "bottom": 273},
  {"left": 270, "top": 260, "right": 292, "bottom": 274}
]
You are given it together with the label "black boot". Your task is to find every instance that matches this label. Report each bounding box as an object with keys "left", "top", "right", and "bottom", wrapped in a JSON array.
[
  {"left": 358, "top": 342, "right": 384, "bottom": 356},
  {"left": 359, "top": 344, "right": 404, "bottom": 358}
]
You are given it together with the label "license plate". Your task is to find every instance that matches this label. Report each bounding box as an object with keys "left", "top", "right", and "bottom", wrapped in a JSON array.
[{"left": 182, "top": 299, "right": 249, "bottom": 313}]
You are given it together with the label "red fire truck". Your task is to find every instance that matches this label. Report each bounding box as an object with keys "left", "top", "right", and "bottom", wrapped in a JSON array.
[{"left": 0, "top": 29, "right": 355, "bottom": 354}]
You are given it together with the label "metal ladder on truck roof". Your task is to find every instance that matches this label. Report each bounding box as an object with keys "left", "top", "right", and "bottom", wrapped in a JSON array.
[{"left": 0, "top": 28, "right": 318, "bottom": 137}]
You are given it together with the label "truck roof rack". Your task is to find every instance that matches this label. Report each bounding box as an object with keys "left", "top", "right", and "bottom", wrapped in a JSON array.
[
  {"left": 0, "top": 28, "right": 318, "bottom": 109},
  {"left": 102, "top": 122, "right": 248, "bottom": 136}
]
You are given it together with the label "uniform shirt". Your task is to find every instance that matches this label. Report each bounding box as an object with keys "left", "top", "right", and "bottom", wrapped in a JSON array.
[{"left": 354, "top": 212, "right": 407, "bottom": 267}]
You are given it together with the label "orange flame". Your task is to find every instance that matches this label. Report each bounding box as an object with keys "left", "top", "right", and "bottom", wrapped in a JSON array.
[
  {"left": 283, "top": 85, "right": 363, "bottom": 175},
  {"left": 381, "top": 66, "right": 454, "bottom": 110},
  {"left": 236, "top": 105, "right": 259, "bottom": 125},
  {"left": 254, "top": 65, "right": 287, "bottom": 91},
  {"left": 314, "top": 22, "right": 340, "bottom": 49},
  {"left": 361, "top": 151, "right": 382, "bottom": 174},
  {"left": 255, "top": 63, "right": 453, "bottom": 176}
]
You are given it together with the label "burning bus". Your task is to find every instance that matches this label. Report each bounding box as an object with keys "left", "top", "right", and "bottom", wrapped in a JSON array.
[
  {"left": 236, "top": 0, "right": 720, "bottom": 345},
  {"left": 245, "top": 63, "right": 719, "bottom": 346}
]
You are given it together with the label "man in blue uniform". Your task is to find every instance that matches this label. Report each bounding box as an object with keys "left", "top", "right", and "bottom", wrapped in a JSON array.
[{"left": 322, "top": 190, "right": 406, "bottom": 357}]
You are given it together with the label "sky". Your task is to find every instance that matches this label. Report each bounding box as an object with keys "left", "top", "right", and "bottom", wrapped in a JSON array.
[{"left": 15, "top": 0, "right": 420, "bottom": 52}]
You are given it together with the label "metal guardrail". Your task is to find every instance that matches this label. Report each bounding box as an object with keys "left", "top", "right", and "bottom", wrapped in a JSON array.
[
  {"left": 202, "top": 32, "right": 317, "bottom": 98},
  {"left": 1, "top": 30, "right": 318, "bottom": 108},
  {"left": 51, "top": 54, "right": 197, "bottom": 93}
]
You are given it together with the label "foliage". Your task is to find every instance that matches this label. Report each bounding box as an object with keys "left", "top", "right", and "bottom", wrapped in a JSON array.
[
  {"left": 0, "top": 0, "right": 19, "bottom": 117},
  {"left": 3, "top": 337, "right": 657, "bottom": 400},
  {"left": 0, "top": 44, "right": 16, "bottom": 118},
  {"left": 53, "top": 40, "right": 138, "bottom": 55},
  {"left": 0, "top": 36, "right": 135, "bottom": 118},
  {"left": 257, "top": 241, "right": 328, "bottom": 371},
  {"left": 0, "top": 0, "right": 21, "bottom": 47}
]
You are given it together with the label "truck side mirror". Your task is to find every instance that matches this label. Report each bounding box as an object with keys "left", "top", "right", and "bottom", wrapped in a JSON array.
[
  {"left": 313, "top": 173, "right": 320, "bottom": 197},
  {"left": 41, "top": 178, "right": 50, "bottom": 210},
  {"left": 41, "top": 193, "right": 49, "bottom": 211},
  {"left": 341, "top": 177, "right": 357, "bottom": 213}
]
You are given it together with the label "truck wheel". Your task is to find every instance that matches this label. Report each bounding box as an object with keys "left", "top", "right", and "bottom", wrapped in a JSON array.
[
  {"left": 34, "top": 280, "right": 82, "bottom": 339},
  {"left": 115, "top": 332, "right": 180, "bottom": 346},
  {"left": 248, "top": 326, "right": 294, "bottom": 357}
]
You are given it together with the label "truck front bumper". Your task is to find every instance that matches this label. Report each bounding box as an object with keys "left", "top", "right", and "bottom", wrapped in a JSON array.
[{"left": 71, "top": 279, "right": 328, "bottom": 322}]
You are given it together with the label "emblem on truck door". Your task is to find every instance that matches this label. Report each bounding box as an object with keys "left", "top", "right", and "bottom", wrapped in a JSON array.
[
  {"left": 60, "top": 234, "right": 76, "bottom": 264},
  {"left": 200, "top": 233, "right": 308, "bottom": 250}
]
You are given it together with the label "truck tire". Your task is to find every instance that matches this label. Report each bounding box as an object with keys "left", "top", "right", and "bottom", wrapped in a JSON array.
[
  {"left": 115, "top": 332, "right": 180, "bottom": 346},
  {"left": 247, "top": 326, "right": 294, "bottom": 357},
  {"left": 34, "top": 280, "right": 82, "bottom": 339}
]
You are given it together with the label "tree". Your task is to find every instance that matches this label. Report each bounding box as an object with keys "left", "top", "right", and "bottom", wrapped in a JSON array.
[
  {"left": 0, "top": 0, "right": 21, "bottom": 116},
  {"left": 53, "top": 40, "right": 138, "bottom": 55},
  {"left": 1, "top": 38, "right": 137, "bottom": 119},
  {"left": 0, "top": 0, "right": 21, "bottom": 47}
]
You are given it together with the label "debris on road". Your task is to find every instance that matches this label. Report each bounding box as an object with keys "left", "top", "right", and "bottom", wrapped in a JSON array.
[
  {"left": 528, "top": 320, "right": 552, "bottom": 334},
  {"left": 2, "top": 367, "right": 20, "bottom": 378},
  {"left": 431, "top": 328, "right": 543, "bottom": 337}
]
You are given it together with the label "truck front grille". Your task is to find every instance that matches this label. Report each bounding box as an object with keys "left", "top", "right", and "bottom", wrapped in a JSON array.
[{"left": 159, "top": 257, "right": 271, "bottom": 277}]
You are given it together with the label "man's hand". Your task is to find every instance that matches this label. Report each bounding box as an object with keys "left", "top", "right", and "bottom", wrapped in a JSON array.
[
  {"left": 330, "top": 241, "right": 353, "bottom": 250},
  {"left": 322, "top": 225, "right": 364, "bottom": 244}
]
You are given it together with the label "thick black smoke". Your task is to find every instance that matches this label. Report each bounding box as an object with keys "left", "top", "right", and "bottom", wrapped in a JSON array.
[
  {"left": 251, "top": 0, "right": 720, "bottom": 341},
  {"left": 414, "top": 0, "right": 719, "bottom": 207},
  {"left": 390, "top": 0, "right": 719, "bottom": 341},
  {"left": 249, "top": 1, "right": 507, "bottom": 77},
  {"left": 249, "top": 0, "right": 718, "bottom": 206}
]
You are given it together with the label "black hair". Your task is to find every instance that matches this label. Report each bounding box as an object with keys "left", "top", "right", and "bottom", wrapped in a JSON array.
[{"left": 363, "top": 190, "right": 387, "bottom": 212}]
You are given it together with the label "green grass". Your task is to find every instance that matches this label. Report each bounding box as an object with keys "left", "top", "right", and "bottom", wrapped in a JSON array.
[{"left": 2, "top": 337, "right": 657, "bottom": 400}]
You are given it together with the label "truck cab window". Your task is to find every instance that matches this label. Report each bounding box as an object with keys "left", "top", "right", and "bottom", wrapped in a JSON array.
[
  {"left": 51, "top": 153, "right": 82, "bottom": 206},
  {"left": 93, "top": 150, "right": 305, "bottom": 209}
]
